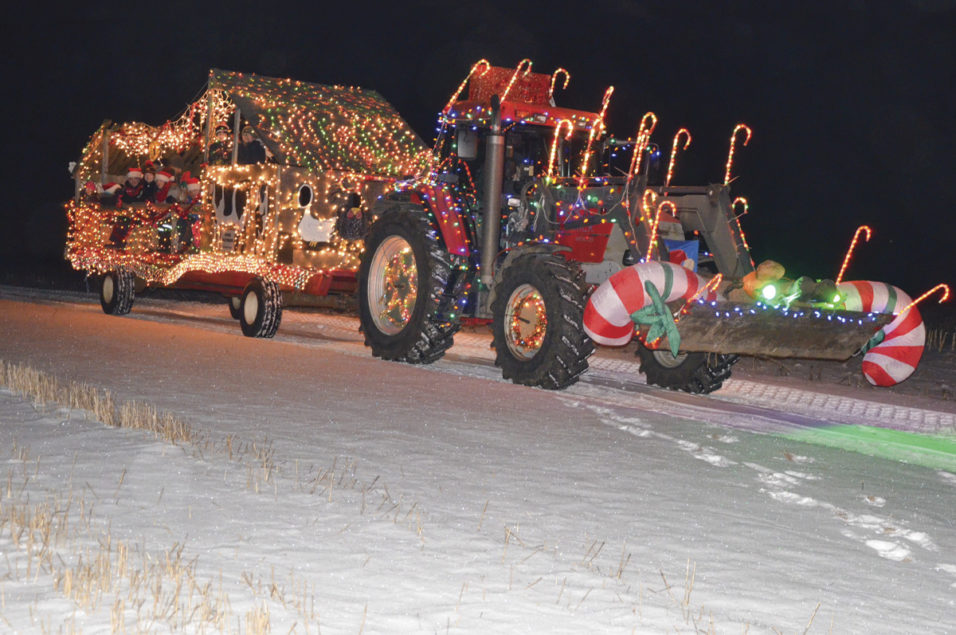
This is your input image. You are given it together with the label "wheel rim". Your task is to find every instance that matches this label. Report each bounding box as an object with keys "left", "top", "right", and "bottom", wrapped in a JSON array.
[
  {"left": 368, "top": 235, "right": 418, "bottom": 335},
  {"left": 231, "top": 296, "right": 241, "bottom": 311},
  {"left": 652, "top": 349, "right": 688, "bottom": 368},
  {"left": 243, "top": 290, "right": 259, "bottom": 325},
  {"left": 504, "top": 283, "right": 548, "bottom": 359},
  {"left": 103, "top": 275, "right": 115, "bottom": 304}
]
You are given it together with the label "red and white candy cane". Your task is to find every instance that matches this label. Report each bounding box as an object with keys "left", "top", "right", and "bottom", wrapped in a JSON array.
[
  {"left": 584, "top": 261, "right": 720, "bottom": 346},
  {"left": 837, "top": 280, "right": 925, "bottom": 386}
]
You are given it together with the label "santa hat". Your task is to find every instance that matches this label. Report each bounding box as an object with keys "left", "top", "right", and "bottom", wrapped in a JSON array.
[
  {"left": 127, "top": 167, "right": 143, "bottom": 179},
  {"left": 183, "top": 173, "right": 201, "bottom": 192},
  {"left": 102, "top": 182, "right": 121, "bottom": 194},
  {"left": 155, "top": 171, "right": 173, "bottom": 184}
]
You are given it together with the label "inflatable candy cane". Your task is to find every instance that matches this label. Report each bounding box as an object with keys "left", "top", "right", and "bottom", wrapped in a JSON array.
[
  {"left": 837, "top": 280, "right": 925, "bottom": 386},
  {"left": 584, "top": 261, "right": 720, "bottom": 346}
]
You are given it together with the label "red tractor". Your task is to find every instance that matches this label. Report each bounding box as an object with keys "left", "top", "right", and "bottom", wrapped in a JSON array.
[{"left": 358, "top": 63, "right": 755, "bottom": 391}]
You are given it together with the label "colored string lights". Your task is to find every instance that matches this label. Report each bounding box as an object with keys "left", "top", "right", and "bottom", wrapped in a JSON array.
[{"left": 835, "top": 225, "right": 872, "bottom": 284}]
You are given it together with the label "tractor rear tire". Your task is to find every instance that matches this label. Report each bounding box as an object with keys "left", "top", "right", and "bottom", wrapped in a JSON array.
[
  {"left": 636, "top": 344, "right": 738, "bottom": 394},
  {"left": 100, "top": 268, "right": 135, "bottom": 315},
  {"left": 491, "top": 253, "right": 594, "bottom": 389},
  {"left": 358, "top": 209, "right": 460, "bottom": 364},
  {"left": 239, "top": 278, "right": 282, "bottom": 338}
]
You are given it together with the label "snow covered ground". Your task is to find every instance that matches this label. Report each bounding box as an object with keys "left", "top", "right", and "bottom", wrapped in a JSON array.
[{"left": 1, "top": 285, "right": 954, "bottom": 633}]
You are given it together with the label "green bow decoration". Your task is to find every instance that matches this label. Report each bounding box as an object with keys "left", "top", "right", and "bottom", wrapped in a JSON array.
[
  {"left": 858, "top": 328, "right": 885, "bottom": 356},
  {"left": 630, "top": 281, "right": 681, "bottom": 357}
]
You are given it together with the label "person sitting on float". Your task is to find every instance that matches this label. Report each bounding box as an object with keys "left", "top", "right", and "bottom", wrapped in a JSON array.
[
  {"left": 153, "top": 170, "right": 178, "bottom": 204},
  {"left": 142, "top": 162, "right": 158, "bottom": 202},
  {"left": 116, "top": 167, "right": 146, "bottom": 207},
  {"left": 237, "top": 126, "right": 270, "bottom": 164},
  {"left": 208, "top": 124, "right": 233, "bottom": 165}
]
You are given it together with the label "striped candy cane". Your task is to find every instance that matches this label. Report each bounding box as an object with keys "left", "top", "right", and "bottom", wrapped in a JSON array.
[
  {"left": 837, "top": 280, "right": 925, "bottom": 386},
  {"left": 584, "top": 261, "right": 719, "bottom": 346}
]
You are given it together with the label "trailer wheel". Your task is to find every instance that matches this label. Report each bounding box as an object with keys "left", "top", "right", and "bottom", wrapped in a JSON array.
[
  {"left": 239, "top": 278, "right": 282, "bottom": 338},
  {"left": 228, "top": 296, "right": 242, "bottom": 320},
  {"left": 491, "top": 253, "right": 594, "bottom": 389},
  {"left": 636, "top": 344, "right": 738, "bottom": 394},
  {"left": 100, "top": 268, "right": 135, "bottom": 315},
  {"left": 358, "top": 209, "right": 460, "bottom": 364}
]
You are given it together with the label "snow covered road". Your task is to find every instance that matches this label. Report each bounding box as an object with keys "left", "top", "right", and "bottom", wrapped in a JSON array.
[{"left": 1, "top": 287, "right": 954, "bottom": 632}]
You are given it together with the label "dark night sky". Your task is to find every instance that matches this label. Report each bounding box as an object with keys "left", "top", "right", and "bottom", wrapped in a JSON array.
[{"left": 2, "top": 0, "right": 953, "bottom": 299}]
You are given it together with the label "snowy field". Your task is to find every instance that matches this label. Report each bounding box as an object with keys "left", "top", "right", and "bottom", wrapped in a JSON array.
[{"left": 1, "top": 285, "right": 955, "bottom": 633}]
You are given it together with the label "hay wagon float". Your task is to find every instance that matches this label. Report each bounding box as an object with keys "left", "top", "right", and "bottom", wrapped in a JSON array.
[{"left": 66, "top": 69, "right": 428, "bottom": 336}]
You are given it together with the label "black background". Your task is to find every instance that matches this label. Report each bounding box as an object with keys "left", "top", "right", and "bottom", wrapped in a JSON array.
[{"left": 2, "top": 0, "right": 953, "bottom": 312}]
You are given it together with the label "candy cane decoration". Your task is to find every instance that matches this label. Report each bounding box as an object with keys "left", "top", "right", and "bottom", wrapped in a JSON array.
[
  {"left": 835, "top": 225, "right": 872, "bottom": 284},
  {"left": 443, "top": 59, "right": 491, "bottom": 114},
  {"left": 628, "top": 112, "right": 658, "bottom": 178},
  {"left": 547, "top": 119, "right": 575, "bottom": 179},
  {"left": 500, "top": 58, "right": 533, "bottom": 102},
  {"left": 646, "top": 199, "right": 675, "bottom": 261},
  {"left": 549, "top": 68, "right": 570, "bottom": 102},
  {"left": 636, "top": 187, "right": 658, "bottom": 224},
  {"left": 665, "top": 128, "right": 692, "bottom": 187},
  {"left": 837, "top": 280, "right": 926, "bottom": 386},
  {"left": 583, "top": 261, "right": 720, "bottom": 346},
  {"left": 578, "top": 86, "right": 615, "bottom": 189},
  {"left": 899, "top": 283, "right": 950, "bottom": 318},
  {"left": 724, "top": 123, "right": 752, "bottom": 185},
  {"left": 731, "top": 196, "right": 752, "bottom": 252}
]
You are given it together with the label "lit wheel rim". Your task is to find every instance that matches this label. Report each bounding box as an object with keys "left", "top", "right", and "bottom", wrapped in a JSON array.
[
  {"left": 504, "top": 283, "right": 548, "bottom": 359},
  {"left": 368, "top": 235, "right": 418, "bottom": 335},
  {"left": 102, "top": 275, "right": 115, "bottom": 304},
  {"left": 652, "top": 349, "right": 687, "bottom": 368},
  {"left": 243, "top": 291, "right": 259, "bottom": 325}
]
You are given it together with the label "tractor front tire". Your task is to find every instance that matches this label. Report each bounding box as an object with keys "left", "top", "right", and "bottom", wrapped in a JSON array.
[
  {"left": 239, "top": 278, "right": 282, "bottom": 338},
  {"left": 491, "top": 253, "right": 594, "bottom": 389},
  {"left": 637, "top": 344, "right": 738, "bottom": 394},
  {"left": 228, "top": 295, "right": 242, "bottom": 320},
  {"left": 100, "top": 268, "right": 135, "bottom": 315},
  {"left": 358, "top": 210, "right": 460, "bottom": 364}
]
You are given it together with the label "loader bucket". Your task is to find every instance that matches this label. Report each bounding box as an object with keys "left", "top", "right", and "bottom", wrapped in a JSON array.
[{"left": 664, "top": 302, "right": 894, "bottom": 361}]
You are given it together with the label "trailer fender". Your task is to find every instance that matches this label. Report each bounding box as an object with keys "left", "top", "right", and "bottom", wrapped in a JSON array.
[
  {"left": 584, "top": 261, "right": 718, "bottom": 346},
  {"left": 837, "top": 280, "right": 925, "bottom": 386}
]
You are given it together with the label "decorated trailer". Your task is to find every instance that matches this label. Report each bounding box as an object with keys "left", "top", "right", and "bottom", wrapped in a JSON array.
[
  {"left": 66, "top": 69, "right": 428, "bottom": 335},
  {"left": 355, "top": 59, "right": 945, "bottom": 392}
]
